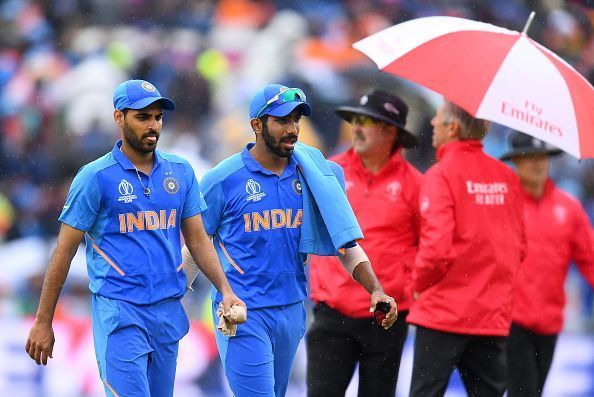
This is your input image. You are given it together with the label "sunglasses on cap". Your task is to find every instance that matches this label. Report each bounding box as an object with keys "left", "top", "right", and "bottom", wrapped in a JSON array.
[
  {"left": 351, "top": 115, "right": 380, "bottom": 127},
  {"left": 255, "top": 88, "right": 307, "bottom": 119}
]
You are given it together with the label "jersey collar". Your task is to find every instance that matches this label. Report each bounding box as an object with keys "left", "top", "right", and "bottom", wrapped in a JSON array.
[
  {"left": 436, "top": 140, "right": 483, "bottom": 161},
  {"left": 113, "top": 139, "right": 163, "bottom": 171},
  {"left": 348, "top": 147, "right": 404, "bottom": 177},
  {"left": 241, "top": 143, "right": 298, "bottom": 178}
]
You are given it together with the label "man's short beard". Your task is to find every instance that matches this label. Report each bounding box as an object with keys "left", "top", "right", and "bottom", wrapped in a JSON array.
[{"left": 123, "top": 121, "right": 157, "bottom": 154}]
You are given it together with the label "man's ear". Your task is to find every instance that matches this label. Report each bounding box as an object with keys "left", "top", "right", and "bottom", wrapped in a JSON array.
[
  {"left": 250, "top": 118, "right": 262, "bottom": 134},
  {"left": 448, "top": 120, "right": 461, "bottom": 140},
  {"left": 114, "top": 109, "right": 124, "bottom": 127},
  {"left": 386, "top": 124, "right": 399, "bottom": 139}
]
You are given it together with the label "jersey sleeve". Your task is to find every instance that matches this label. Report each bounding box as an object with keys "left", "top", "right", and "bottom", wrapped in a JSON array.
[
  {"left": 58, "top": 165, "right": 101, "bottom": 231},
  {"left": 181, "top": 163, "right": 207, "bottom": 219},
  {"left": 199, "top": 171, "right": 225, "bottom": 236}
]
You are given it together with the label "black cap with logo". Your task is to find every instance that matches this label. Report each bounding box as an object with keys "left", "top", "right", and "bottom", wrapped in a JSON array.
[{"left": 335, "top": 89, "right": 419, "bottom": 148}]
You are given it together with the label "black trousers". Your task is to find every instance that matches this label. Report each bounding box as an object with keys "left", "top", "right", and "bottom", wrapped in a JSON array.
[
  {"left": 409, "top": 326, "right": 507, "bottom": 397},
  {"left": 506, "top": 323, "right": 558, "bottom": 397},
  {"left": 306, "top": 302, "right": 409, "bottom": 397}
]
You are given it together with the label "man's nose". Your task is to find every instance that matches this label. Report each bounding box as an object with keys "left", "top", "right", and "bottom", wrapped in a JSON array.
[
  {"left": 287, "top": 119, "right": 299, "bottom": 134},
  {"left": 148, "top": 117, "right": 159, "bottom": 130}
]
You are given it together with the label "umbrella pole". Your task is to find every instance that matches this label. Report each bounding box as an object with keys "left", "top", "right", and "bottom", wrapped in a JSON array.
[{"left": 522, "top": 11, "right": 536, "bottom": 35}]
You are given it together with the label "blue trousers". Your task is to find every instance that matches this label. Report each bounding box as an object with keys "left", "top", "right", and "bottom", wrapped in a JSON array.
[
  {"left": 91, "top": 294, "right": 189, "bottom": 397},
  {"left": 214, "top": 301, "right": 306, "bottom": 397}
]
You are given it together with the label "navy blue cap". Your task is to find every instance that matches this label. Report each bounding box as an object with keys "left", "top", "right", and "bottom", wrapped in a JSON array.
[
  {"left": 500, "top": 131, "right": 562, "bottom": 160},
  {"left": 113, "top": 79, "right": 175, "bottom": 111},
  {"left": 249, "top": 84, "right": 312, "bottom": 119}
]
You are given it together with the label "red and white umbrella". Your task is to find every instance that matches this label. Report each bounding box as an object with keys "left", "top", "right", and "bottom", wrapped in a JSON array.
[{"left": 353, "top": 14, "right": 594, "bottom": 159}]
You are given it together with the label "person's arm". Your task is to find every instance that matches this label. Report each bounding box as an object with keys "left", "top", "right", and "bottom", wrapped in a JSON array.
[
  {"left": 182, "top": 245, "right": 200, "bottom": 290},
  {"left": 337, "top": 245, "right": 397, "bottom": 330},
  {"left": 570, "top": 204, "right": 594, "bottom": 288},
  {"left": 25, "top": 223, "right": 84, "bottom": 365},
  {"left": 181, "top": 214, "right": 246, "bottom": 317},
  {"left": 512, "top": 174, "right": 527, "bottom": 263}
]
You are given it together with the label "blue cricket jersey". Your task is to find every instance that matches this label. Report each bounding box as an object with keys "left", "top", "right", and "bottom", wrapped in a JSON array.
[
  {"left": 59, "top": 140, "right": 207, "bottom": 305},
  {"left": 200, "top": 143, "right": 307, "bottom": 309}
]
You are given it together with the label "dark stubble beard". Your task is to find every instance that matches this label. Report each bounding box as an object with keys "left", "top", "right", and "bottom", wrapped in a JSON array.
[
  {"left": 123, "top": 121, "right": 158, "bottom": 154},
  {"left": 261, "top": 121, "right": 295, "bottom": 158}
]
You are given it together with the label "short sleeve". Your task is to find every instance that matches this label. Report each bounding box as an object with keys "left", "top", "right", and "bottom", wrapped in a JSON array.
[
  {"left": 199, "top": 171, "right": 225, "bottom": 236},
  {"left": 58, "top": 165, "right": 101, "bottom": 231},
  {"left": 181, "top": 163, "right": 208, "bottom": 219}
]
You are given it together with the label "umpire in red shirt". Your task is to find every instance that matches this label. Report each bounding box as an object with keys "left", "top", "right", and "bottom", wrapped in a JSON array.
[
  {"left": 501, "top": 131, "right": 594, "bottom": 397},
  {"left": 307, "top": 90, "right": 422, "bottom": 397},
  {"left": 408, "top": 100, "right": 526, "bottom": 397}
]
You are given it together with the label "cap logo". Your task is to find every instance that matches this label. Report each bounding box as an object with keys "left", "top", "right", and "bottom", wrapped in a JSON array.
[
  {"left": 383, "top": 102, "right": 400, "bottom": 115},
  {"left": 360, "top": 95, "right": 369, "bottom": 105},
  {"left": 141, "top": 82, "right": 156, "bottom": 92},
  {"left": 532, "top": 138, "right": 545, "bottom": 148}
]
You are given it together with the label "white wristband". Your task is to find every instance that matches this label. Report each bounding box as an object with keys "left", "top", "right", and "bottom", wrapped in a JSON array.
[
  {"left": 337, "top": 244, "right": 369, "bottom": 276},
  {"left": 182, "top": 245, "right": 200, "bottom": 290}
]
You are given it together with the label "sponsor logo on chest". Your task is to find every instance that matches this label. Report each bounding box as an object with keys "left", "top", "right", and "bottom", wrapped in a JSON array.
[
  {"left": 118, "top": 209, "right": 177, "bottom": 233},
  {"left": 466, "top": 181, "right": 508, "bottom": 205},
  {"left": 243, "top": 209, "right": 303, "bottom": 232}
]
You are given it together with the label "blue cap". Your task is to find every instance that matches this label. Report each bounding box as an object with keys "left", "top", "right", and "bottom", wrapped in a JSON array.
[
  {"left": 249, "top": 84, "right": 312, "bottom": 119},
  {"left": 113, "top": 79, "right": 175, "bottom": 111}
]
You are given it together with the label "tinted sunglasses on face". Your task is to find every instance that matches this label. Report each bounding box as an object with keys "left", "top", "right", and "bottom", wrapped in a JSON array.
[
  {"left": 255, "top": 88, "right": 307, "bottom": 118},
  {"left": 351, "top": 115, "right": 380, "bottom": 127}
]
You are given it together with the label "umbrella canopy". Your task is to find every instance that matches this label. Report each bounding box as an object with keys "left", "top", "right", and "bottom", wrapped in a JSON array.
[{"left": 353, "top": 15, "right": 594, "bottom": 159}]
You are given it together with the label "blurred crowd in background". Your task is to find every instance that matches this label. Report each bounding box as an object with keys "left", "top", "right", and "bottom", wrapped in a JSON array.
[{"left": 1, "top": 0, "right": 594, "bottom": 396}]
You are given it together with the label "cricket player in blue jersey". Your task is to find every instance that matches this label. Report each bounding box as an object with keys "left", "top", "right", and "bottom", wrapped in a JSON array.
[
  {"left": 184, "top": 84, "right": 398, "bottom": 397},
  {"left": 25, "top": 79, "right": 245, "bottom": 397}
]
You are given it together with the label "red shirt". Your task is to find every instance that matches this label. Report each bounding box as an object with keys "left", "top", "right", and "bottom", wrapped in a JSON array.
[
  {"left": 407, "top": 140, "right": 526, "bottom": 336},
  {"left": 309, "top": 148, "right": 422, "bottom": 316},
  {"left": 513, "top": 179, "right": 594, "bottom": 334}
]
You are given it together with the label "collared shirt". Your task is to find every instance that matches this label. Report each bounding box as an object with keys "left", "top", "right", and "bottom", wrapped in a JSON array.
[
  {"left": 200, "top": 143, "right": 307, "bottom": 309},
  {"left": 310, "top": 148, "right": 422, "bottom": 316},
  {"left": 514, "top": 179, "right": 594, "bottom": 334},
  {"left": 59, "top": 140, "right": 206, "bottom": 305}
]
